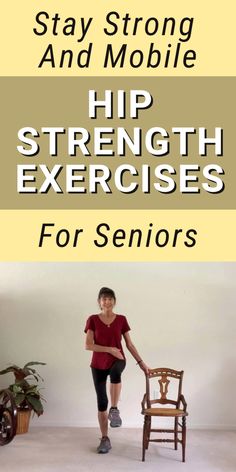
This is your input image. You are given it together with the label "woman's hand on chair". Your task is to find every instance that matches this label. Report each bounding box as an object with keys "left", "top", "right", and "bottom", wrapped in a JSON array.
[{"left": 139, "top": 361, "right": 150, "bottom": 375}]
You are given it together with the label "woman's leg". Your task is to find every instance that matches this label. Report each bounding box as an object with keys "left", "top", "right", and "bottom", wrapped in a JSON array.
[
  {"left": 109, "top": 359, "right": 126, "bottom": 405},
  {"left": 91, "top": 368, "right": 109, "bottom": 436},
  {"left": 98, "top": 411, "right": 108, "bottom": 437},
  {"left": 110, "top": 382, "right": 122, "bottom": 407},
  {"left": 109, "top": 360, "right": 126, "bottom": 427}
]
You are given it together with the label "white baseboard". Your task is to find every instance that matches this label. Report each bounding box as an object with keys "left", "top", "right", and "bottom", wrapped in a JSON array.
[{"left": 30, "top": 419, "right": 236, "bottom": 431}]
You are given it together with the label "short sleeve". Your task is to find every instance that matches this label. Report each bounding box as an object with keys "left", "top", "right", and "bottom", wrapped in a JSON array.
[
  {"left": 122, "top": 316, "right": 131, "bottom": 334},
  {"left": 84, "top": 315, "right": 95, "bottom": 333}
]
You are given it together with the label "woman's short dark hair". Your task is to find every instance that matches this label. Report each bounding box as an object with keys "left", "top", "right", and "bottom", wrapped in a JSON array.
[{"left": 98, "top": 287, "right": 116, "bottom": 301}]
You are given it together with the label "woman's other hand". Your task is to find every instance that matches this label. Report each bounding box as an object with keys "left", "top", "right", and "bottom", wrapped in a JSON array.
[{"left": 110, "top": 347, "right": 125, "bottom": 360}]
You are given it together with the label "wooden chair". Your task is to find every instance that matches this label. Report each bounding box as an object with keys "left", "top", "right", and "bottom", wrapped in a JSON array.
[{"left": 141, "top": 367, "right": 188, "bottom": 462}]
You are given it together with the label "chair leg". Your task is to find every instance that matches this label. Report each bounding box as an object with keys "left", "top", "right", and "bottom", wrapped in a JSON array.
[
  {"left": 142, "top": 416, "right": 149, "bottom": 461},
  {"left": 174, "top": 417, "right": 178, "bottom": 450},
  {"left": 146, "top": 416, "right": 151, "bottom": 449},
  {"left": 142, "top": 416, "right": 147, "bottom": 462},
  {"left": 182, "top": 416, "right": 186, "bottom": 462}
]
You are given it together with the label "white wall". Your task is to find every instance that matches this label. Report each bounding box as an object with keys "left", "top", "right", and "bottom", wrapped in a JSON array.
[{"left": 0, "top": 262, "right": 235, "bottom": 429}]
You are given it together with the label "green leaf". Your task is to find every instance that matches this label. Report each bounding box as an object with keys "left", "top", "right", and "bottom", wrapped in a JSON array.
[
  {"left": 0, "top": 367, "right": 13, "bottom": 375},
  {"left": 11, "top": 384, "right": 23, "bottom": 394},
  {"left": 0, "top": 365, "right": 21, "bottom": 375},
  {"left": 26, "top": 396, "right": 44, "bottom": 416},
  {"left": 11, "top": 379, "right": 29, "bottom": 389},
  {"left": 26, "top": 385, "right": 38, "bottom": 394},
  {"left": 15, "top": 393, "right": 25, "bottom": 406}
]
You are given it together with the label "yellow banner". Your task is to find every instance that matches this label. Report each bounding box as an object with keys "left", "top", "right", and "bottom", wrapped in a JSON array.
[
  {"left": 1, "top": 1, "right": 235, "bottom": 76},
  {"left": 1, "top": 210, "right": 235, "bottom": 261}
]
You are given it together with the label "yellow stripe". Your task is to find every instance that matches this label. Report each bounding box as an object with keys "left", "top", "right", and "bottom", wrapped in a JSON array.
[
  {"left": 1, "top": 1, "right": 235, "bottom": 76},
  {"left": 0, "top": 210, "right": 235, "bottom": 261}
]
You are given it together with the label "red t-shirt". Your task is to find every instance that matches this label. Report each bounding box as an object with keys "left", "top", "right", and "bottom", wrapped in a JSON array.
[{"left": 84, "top": 314, "right": 131, "bottom": 369}]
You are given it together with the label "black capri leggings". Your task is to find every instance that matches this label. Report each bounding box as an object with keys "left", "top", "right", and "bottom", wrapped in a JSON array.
[{"left": 91, "top": 359, "right": 126, "bottom": 412}]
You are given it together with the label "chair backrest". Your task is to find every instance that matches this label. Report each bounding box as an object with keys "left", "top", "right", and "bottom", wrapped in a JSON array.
[{"left": 145, "top": 367, "right": 184, "bottom": 408}]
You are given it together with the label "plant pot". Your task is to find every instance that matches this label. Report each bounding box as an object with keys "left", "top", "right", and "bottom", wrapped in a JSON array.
[{"left": 16, "top": 409, "right": 31, "bottom": 434}]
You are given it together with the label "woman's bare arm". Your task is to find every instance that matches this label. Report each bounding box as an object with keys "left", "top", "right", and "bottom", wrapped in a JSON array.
[{"left": 123, "top": 331, "right": 149, "bottom": 373}]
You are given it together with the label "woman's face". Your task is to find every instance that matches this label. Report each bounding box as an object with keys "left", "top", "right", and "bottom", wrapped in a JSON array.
[{"left": 99, "top": 295, "right": 116, "bottom": 311}]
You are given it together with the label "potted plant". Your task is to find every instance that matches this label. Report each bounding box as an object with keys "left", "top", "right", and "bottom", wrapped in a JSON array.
[{"left": 0, "top": 361, "right": 46, "bottom": 434}]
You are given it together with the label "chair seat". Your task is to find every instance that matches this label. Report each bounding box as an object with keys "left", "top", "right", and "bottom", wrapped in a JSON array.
[{"left": 143, "top": 407, "right": 188, "bottom": 417}]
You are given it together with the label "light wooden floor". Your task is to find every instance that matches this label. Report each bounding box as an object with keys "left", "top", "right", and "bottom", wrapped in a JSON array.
[{"left": 1, "top": 428, "right": 236, "bottom": 472}]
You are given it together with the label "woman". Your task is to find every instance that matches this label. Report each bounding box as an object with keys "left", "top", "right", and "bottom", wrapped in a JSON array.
[{"left": 84, "top": 287, "right": 149, "bottom": 454}]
